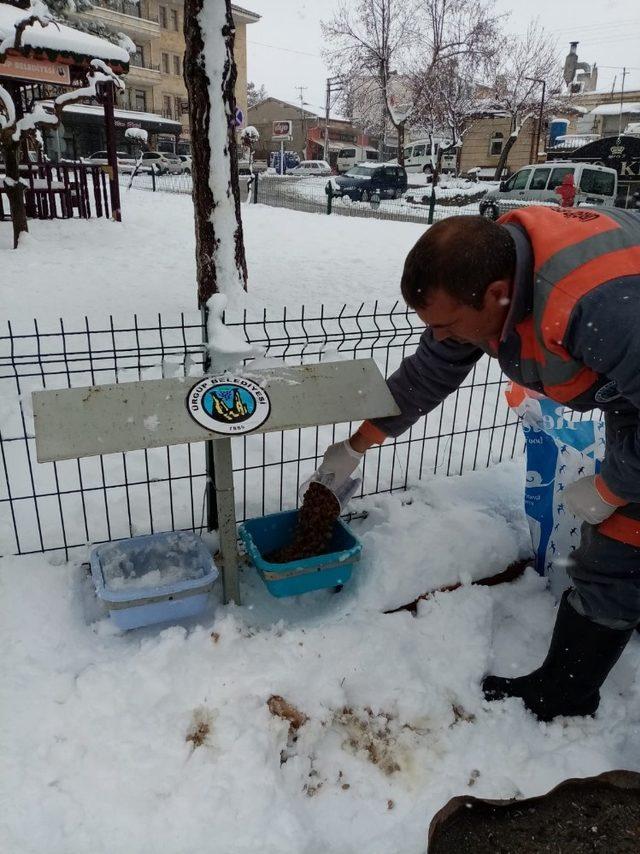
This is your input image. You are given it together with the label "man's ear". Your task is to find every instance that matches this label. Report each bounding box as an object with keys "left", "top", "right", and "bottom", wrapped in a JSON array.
[{"left": 484, "top": 279, "right": 511, "bottom": 308}]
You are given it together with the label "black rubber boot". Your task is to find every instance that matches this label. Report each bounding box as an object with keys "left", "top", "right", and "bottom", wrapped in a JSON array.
[{"left": 482, "top": 591, "right": 633, "bottom": 722}]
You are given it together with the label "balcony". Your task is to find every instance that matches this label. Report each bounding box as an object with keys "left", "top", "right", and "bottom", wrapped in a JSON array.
[
  {"left": 126, "top": 57, "right": 161, "bottom": 85},
  {"left": 79, "top": 0, "right": 160, "bottom": 39}
]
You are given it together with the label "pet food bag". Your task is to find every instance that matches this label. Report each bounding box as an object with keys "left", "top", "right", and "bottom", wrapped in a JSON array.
[{"left": 506, "top": 383, "right": 606, "bottom": 596}]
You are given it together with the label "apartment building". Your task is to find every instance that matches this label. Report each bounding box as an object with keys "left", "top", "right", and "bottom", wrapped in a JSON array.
[{"left": 70, "top": 1, "right": 259, "bottom": 152}]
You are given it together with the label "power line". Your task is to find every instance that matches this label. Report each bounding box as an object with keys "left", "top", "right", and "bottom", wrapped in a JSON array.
[{"left": 247, "top": 40, "right": 321, "bottom": 59}]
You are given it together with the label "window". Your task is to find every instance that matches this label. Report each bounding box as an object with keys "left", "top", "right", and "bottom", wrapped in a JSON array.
[
  {"left": 365, "top": 150, "right": 378, "bottom": 161},
  {"left": 511, "top": 169, "right": 532, "bottom": 191},
  {"left": 162, "top": 53, "right": 170, "bottom": 74},
  {"left": 163, "top": 95, "right": 172, "bottom": 118},
  {"left": 173, "top": 55, "right": 181, "bottom": 76},
  {"left": 412, "top": 144, "right": 425, "bottom": 157},
  {"left": 159, "top": 6, "right": 167, "bottom": 28},
  {"left": 340, "top": 148, "right": 356, "bottom": 158},
  {"left": 548, "top": 167, "right": 575, "bottom": 190},
  {"left": 403, "top": 146, "right": 413, "bottom": 159},
  {"left": 383, "top": 166, "right": 396, "bottom": 177},
  {"left": 489, "top": 131, "right": 504, "bottom": 157},
  {"left": 580, "top": 168, "right": 615, "bottom": 196},
  {"left": 530, "top": 167, "right": 551, "bottom": 191},
  {"left": 133, "top": 89, "right": 146, "bottom": 111},
  {"left": 175, "top": 96, "right": 182, "bottom": 117},
  {"left": 171, "top": 8, "right": 179, "bottom": 30},
  {"left": 130, "top": 44, "right": 144, "bottom": 67}
]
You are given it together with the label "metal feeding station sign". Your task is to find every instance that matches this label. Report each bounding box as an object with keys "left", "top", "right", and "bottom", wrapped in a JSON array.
[{"left": 33, "top": 359, "right": 399, "bottom": 605}]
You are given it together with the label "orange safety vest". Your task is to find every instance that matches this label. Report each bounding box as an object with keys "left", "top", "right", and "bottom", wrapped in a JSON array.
[
  {"left": 499, "top": 206, "right": 640, "bottom": 404},
  {"left": 499, "top": 206, "right": 640, "bottom": 547}
]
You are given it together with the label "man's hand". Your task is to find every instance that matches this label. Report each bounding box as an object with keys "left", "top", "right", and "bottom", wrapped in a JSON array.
[
  {"left": 565, "top": 475, "right": 625, "bottom": 525},
  {"left": 317, "top": 440, "right": 364, "bottom": 491}
]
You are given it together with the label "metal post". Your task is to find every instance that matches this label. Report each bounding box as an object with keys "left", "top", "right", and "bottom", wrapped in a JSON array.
[
  {"left": 323, "top": 77, "right": 330, "bottom": 163},
  {"left": 201, "top": 304, "right": 218, "bottom": 534},
  {"left": 253, "top": 168, "right": 259, "bottom": 203},
  {"left": 212, "top": 437, "right": 240, "bottom": 604},
  {"left": 151, "top": 165, "right": 156, "bottom": 191},
  {"left": 102, "top": 81, "right": 122, "bottom": 222},
  {"left": 326, "top": 181, "right": 333, "bottom": 215},
  {"left": 618, "top": 68, "right": 627, "bottom": 138},
  {"left": 427, "top": 186, "right": 436, "bottom": 224}
]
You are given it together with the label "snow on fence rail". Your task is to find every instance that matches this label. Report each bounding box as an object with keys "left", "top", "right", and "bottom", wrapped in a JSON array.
[{"left": 0, "top": 303, "right": 521, "bottom": 558}]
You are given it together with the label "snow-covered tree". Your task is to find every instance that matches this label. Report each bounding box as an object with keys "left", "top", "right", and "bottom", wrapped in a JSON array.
[
  {"left": 488, "top": 21, "right": 561, "bottom": 178},
  {"left": 241, "top": 125, "right": 259, "bottom": 169},
  {"left": 184, "top": 0, "right": 247, "bottom": 304},
  {"left": 246, "top": 81, "right": 267, "bottom": 109},
  {"left": 322, "top": 1, "right": 417, "bottom": 164},
  {"left": 322, "top": 0, "right": 501, "bottom": 166}
]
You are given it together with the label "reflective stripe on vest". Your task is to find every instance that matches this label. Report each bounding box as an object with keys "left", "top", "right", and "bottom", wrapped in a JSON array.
[{"left": 499, "top": 206, "right": 640, "bottom": 403}]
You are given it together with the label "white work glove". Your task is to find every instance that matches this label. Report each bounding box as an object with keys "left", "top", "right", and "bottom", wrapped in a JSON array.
[
  {"left": 317, "top": 440, "right": 364, "bottom": 491},
  {"left": 564, "top": 475, "right": 622, "bottom": 525}
]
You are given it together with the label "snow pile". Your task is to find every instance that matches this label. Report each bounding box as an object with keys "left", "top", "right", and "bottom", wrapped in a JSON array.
[
  {"left": 1, "top": 189, "right": 428, "bottom": 319},
  {"left": 125, "top": 127, "right": 148, "bottom": 145},
  {"left": 206, "top": 293, "right": 264, "bottom": 373},
  {"left": 2, "top": 462, "right": 640, "bottom": 854}
]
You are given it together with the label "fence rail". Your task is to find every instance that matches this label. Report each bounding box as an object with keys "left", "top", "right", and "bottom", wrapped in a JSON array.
[
  {"left": 128, "top": 170, "right": 490, "bottom": 223},
  {"left": 0, "top": 303, "right": 521, "bottom": 559}
]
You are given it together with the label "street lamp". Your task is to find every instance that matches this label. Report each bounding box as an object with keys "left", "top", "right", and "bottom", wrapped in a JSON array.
[{"left": 525, "top": 76, "right": 546, "bottom": 163}]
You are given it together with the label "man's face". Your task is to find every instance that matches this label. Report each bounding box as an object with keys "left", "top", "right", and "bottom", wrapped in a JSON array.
[{"left": 415, "top": 282, "right": 511, "bottom": 346}]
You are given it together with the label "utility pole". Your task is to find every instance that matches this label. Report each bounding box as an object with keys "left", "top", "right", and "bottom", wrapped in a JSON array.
[
  {"left": 618, "top": 67, "right": 627, "bottom": 138},
  {"left": 296, "top": 84, "right": 308, "bottom": 159},
  {"left": 525, "top": 76, "right": 546, "bottom": 163},
  {"left": 323, "top": 76, "right": 343, "bottom": 164}
]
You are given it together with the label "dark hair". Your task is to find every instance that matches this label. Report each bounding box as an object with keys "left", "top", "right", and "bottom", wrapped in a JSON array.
[{"left": 400, "top": 216, "right": 516, "bottom": 310}]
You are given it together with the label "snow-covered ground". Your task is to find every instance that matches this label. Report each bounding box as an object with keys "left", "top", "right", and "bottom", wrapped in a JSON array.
[
  {"left": 3, "top": 187, "right": 639, "bottom": 854},
  {"left": 1, "top": 188, "right": 426, "bottom": 321},
  {"left": 3, "top": 461, "right": 639, "bottom": 854}
]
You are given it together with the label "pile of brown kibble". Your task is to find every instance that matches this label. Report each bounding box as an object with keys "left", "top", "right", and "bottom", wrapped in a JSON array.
[{"left": 268, "top": 481, "right": 340, "bottom": 563}]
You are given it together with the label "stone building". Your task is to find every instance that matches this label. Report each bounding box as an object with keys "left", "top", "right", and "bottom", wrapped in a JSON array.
[
  {"left": 457, "top": 114, "right": 538, "bottom": 178},
  {"left": 65, "top": 1, "right": 259, "bottom": 154}
]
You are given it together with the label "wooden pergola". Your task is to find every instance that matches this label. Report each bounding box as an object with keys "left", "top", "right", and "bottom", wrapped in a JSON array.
[{"left": 0, "top": 1, "right": 129, "bottom": 243}]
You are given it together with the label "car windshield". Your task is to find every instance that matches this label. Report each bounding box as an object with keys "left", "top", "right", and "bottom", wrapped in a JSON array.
[{"left": 346, "top": 166, "right": 374, "bottom": 176}]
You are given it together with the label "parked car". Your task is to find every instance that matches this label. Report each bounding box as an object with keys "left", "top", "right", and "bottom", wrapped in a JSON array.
[
  {"left": 333, "top": 163, "right": 408, "bottom": 202},
  {"left": 179, "top": 154, "right": 192, "bottom": 174},
  {"left": 287, "top": 160, "right": 332, "bottom": 177},
  {"left": 83, "top": 150, "right": 138, "bottom": 172},
  {"left": 479, "top": 162, "right": 618, "bottom": 219},
  {"left": 269, "top": 150, "right": 300, "bottom": 173},
  {"left": 402, "top": 138, "right": 452, "bottom": 174},
  {"left": 336, "top": 146, "right": 378, "bottom": 173},
  {"left": 138, "top": 151, "right": 183, "bottom": 175}
]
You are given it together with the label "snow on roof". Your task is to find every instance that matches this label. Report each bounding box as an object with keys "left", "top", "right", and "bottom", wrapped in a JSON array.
[
  {"left": 589, "top": 102, "right": 640, "bottom": 116},
  {"left": 0, "top": 4, "right": 129, "bottom": 67},
  {"left": 230, "top": 4, "right": 260, "bottom": 23},
  {"left": 40, "top": 99, "right": 180, "bottom": 128}
]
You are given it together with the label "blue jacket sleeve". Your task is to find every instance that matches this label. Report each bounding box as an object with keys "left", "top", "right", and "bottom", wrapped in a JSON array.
[
  {"left": 370, "top": 328, "right": 483, "bottom": 438},
  {"left": 565, "top": 274, "right": 640, "bottom": 502}
]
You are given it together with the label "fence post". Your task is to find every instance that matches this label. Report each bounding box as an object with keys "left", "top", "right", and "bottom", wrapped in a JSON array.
[
  {"left": 427, "top": 186, "right": 436, "bottom": 225},
  {"left": 151, "top": 166, "right": 156, "bottom": 192},
  {"left": 326, "top": 180, "right": 333, "bottom": 215},
  {"left": 253, "top": 169, "right": 259, "bottom": 204}
]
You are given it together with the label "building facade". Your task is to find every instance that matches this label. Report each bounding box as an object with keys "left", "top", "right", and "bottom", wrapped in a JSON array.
[
  {"left": 248, "top": 97, "right": 366, "bottom": 167},
  {"left": 457, "top": 115, "right": 537, "bottom": 177},
  {"left": 67, "top": 1, "right": 258, "bottom": 154}
]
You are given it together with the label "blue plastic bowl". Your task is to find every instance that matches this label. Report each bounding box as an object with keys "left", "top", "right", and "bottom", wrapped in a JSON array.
[
  {"left": 90, "top": 531, "right": 218, "bottom": 630},
  {"left": 239, "top": 509, "right": 362, "bottom": 598}
]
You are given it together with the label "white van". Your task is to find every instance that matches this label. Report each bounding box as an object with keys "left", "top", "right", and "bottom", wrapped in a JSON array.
[
  {"left": 402, "top": 138, "right": 452, "bottom": 174},
  {"left": 336, "top": 146, "right": 378, "bottom": 174},
  {"left": 479, "top": 161, "right": 618, "bottom": 218}
]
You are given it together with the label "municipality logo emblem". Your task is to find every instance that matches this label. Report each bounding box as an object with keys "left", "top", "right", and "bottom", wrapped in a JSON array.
[{"left": 187, "top": 376, "right": 270, "bottom": 435}]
